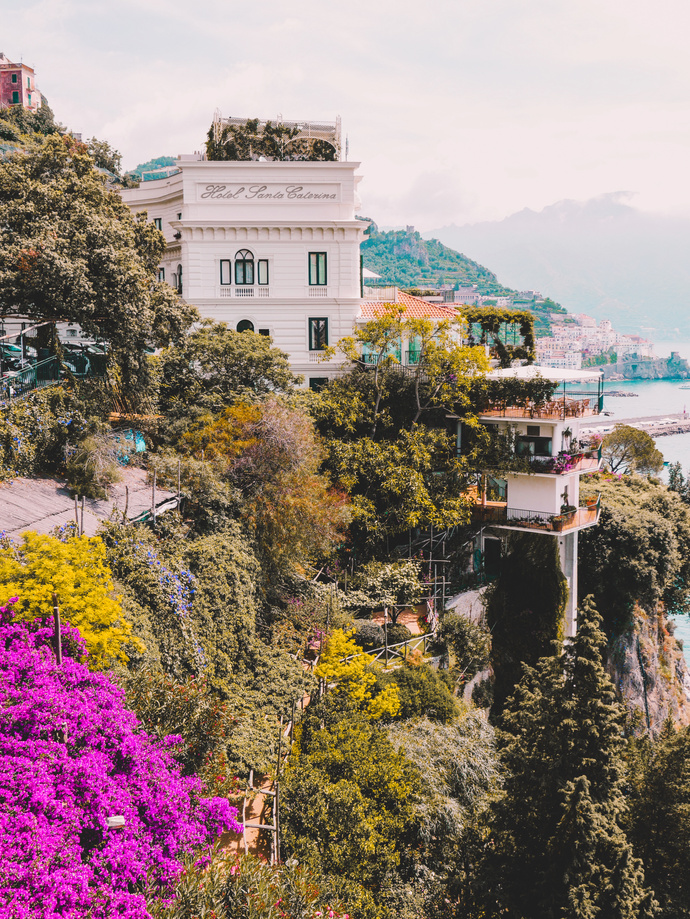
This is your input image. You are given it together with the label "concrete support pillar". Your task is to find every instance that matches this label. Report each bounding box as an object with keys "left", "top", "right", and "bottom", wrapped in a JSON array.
[{"left": 558, "top": 530, "right": 579, "bottom": 638}]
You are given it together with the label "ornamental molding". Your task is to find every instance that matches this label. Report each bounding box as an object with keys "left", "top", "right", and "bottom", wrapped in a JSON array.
[{"left": 170, "top": 224, "right": 364, "bottom": 242}]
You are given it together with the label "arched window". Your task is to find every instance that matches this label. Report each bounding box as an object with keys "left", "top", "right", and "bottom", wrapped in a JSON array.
[
  {"left": 237, "top": 319, "right": 255, "bottom": 333},
  {"left": 235, "top": 250, "right": 254, "bottom": 285}
]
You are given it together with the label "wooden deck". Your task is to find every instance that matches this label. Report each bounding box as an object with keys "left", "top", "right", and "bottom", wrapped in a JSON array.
[{"left": 0, "top": 468, "right": 177, "bottom": 538}]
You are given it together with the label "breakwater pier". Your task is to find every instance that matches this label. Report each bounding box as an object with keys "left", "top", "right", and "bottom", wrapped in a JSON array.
[{"left": 583, "top": 412, "right": 690, "bottom": 438}]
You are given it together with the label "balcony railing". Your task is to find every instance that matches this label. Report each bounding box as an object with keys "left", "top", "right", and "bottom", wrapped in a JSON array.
[
  {"left": 472, "top": 495, "right": 601, "bottom": 533},
  {"left": 217, "top": 287, "right": 270, "bottom": 298},
  {"left": 525, "top": 447, "right": 602, "bottom": 475},
  {"left": 308, "top": 287, "right": 329, "bottom": 298}
]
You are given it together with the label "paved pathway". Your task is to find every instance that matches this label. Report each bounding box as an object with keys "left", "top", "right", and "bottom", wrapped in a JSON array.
[{"left": 0, "top": 468, "right": 176, "bottom": 538}]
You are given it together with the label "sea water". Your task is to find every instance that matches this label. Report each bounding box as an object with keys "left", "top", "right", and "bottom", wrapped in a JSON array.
[{"left": 585, "top": 345, "right": 690, "bottom": 659}]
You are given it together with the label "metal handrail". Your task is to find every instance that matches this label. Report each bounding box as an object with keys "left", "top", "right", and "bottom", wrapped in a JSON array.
[
  {"left": 341, "top": 630, "right": 435, "bottom": 665},
  {"left": 1, "top": 356, "right": 61, "bottom": 398},
  {"left": 473, "top": 495, "right": 601, "bottom": 531}
]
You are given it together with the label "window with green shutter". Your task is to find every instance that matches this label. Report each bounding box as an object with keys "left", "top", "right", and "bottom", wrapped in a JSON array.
[{"left": 308, "top": 252, "right": 327, "bottom": 285}]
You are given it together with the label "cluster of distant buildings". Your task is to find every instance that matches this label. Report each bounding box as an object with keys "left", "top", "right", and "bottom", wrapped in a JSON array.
[
  {"left": 535, "top": 314, "right": 654, "bottom": 370},
  {"left": 409, "top": 284, "right": 543, "bottom": 308}
]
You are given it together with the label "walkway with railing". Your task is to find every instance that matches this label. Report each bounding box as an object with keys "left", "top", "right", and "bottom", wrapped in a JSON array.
[{"left": 0, "top": 356, "right": 62, "bottom": 399}]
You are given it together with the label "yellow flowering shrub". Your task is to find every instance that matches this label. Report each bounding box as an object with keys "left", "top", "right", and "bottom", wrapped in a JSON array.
[
  {"left": 315, "top": 628, "right": 400, "bottom": 719},
  {"left": 0, "top": 531, "right": 134, "bottom": 668}
]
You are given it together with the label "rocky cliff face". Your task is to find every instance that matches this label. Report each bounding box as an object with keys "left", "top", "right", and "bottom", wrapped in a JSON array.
[
  {"left": 607, "top": 604, "right": 690, "bottom": 734},
  {"left": 601, "top": 356, "right": 690, "bottom": 380}
]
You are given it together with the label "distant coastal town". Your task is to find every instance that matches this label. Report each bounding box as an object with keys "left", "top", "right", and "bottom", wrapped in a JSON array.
[{"left": 393, "top": 280, "right": 669, "bottom": 377}]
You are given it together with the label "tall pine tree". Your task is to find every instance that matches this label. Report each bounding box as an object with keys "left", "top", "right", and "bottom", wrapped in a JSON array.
[
  {"left": 484, "top": 597, "right": 657, "bottom": 918},
  {"left": 627, "top": 719, "right": 690, "bottom": 917}
]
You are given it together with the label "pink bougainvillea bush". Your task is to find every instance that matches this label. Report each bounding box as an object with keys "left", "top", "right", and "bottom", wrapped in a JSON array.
[{"left": 0, "top": 599, "right": 242, "bottom": 919}]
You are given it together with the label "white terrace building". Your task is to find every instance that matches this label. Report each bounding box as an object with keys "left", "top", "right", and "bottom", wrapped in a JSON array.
[
  {"left": 471, "top": 366, "right": 605, "bottom": 637},
  {"left": 120, "top": 155, "right": 366, "bottom": 387}
]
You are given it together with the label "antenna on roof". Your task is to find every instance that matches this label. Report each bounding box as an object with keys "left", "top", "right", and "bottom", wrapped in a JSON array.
[{"left": 345, "top": 136, "right": 349, "bottom": 161}]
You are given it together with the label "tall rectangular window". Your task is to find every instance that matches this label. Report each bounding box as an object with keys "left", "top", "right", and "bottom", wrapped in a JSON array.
[
  {"left": 11, "top": 74, "right": 17, "bottom": 84},
  {"left": 220, "top": 260, "right": 232, "bottom": 285},
  {"left": 257, "top": 259, "right": 269, "bottom": 285},
  {"left": 157, "top": 267, "right": 165, "bottom": 282},
  {"left": 11, "top": 91, "right": 19, "bottom": 104},
  {"left": 308, "top": 252, "right": 327, "bottom": 286},
  {"left": 309, "top": 318, "right": 329, "bottom": 351},
  {"left": 153, "top": 218, "right": 162, "bottom": 231}
]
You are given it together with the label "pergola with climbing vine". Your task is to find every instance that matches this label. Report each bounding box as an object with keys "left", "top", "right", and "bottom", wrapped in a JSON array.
[{"left": 462, "top": 306, "right": 536, "bottom": 367}]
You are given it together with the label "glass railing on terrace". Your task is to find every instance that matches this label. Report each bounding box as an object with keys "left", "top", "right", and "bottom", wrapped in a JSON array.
[{"left": 472, "top": 495, "right": 601, "bottom": 532}]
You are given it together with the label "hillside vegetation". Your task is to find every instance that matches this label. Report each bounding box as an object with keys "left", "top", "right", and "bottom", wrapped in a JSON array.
[
  {"left": 361, "top": 224, "right": 512, "bottom": 294},
  {"left": 5, "top": 117, "right": 690, "bottom": 919}
]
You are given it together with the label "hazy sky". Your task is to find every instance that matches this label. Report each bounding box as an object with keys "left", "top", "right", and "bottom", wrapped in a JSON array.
[{"left": 5, "top": 0, "right": 690, "bottom": 229}]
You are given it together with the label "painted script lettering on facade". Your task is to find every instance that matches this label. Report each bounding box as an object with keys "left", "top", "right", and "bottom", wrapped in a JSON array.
[{"left": 198, "top": 184, "right": 339, "bottom": 201}]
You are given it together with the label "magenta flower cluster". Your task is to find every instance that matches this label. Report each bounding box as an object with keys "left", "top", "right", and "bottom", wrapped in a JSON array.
[{"left": 0, "top": 599, "right": 242, "bottom": 919}]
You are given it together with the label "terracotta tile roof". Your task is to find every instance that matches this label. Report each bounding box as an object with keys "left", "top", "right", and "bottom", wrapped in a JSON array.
[{"left": 359, "top": 289, "right": 460, "bottom": 320}]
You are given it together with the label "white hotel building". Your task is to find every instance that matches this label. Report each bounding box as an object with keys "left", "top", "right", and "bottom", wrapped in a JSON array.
[{"left": 120, "top": 154, "right": 366, "bottom": 387}]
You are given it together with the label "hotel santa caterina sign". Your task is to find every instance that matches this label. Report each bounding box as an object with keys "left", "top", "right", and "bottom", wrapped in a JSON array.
[{"left": 197, "top": 183, "right": 339, "bottom": 202}]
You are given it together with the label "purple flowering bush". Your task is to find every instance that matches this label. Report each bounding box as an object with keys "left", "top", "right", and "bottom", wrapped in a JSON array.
[{"left": 0, "top": 599, "right": 242, "bottom": 919}]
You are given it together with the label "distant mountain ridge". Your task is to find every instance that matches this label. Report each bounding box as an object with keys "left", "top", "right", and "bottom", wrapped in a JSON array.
[{"left": 426, "top": 194, "right": 690, "bottom": 339}]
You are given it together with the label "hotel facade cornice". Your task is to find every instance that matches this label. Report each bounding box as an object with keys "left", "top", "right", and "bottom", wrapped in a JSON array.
[{"left": 120, "top": 158, "right": 365, "bottom": 385}]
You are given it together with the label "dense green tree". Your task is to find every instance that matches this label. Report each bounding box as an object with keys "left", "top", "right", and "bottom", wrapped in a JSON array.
[
  {"left": 157, "top": 321, "right": 298, "bottom": 427},
  {"left": 105, "top": 518, "right": 310, "bottom": 774},
  {"left": 0, "top": 95, "right": 61, "bottom": 139},
  {"left": 602, "top": 425, "right": 664, "bottom": 475},
  {"left": 312, "top": 361, "right": 480, "bottom": 556},
  {"left": 439, "top": 611, "right": 491, "bottom": 686},
  {"left": 385, "top": 661, "right": 457, "bottom": 722},
  {"left": 0, "top": 134, "right": 197, "bottom": 403},
  {"left": 485, "top": 599, "right": 657, "bottom": 918},
  {"left": 86, "top": 136, "right": 122, "bottom": 175},
  {"left": 579, "top": 474, "right": 690, "bottom": 631},
  {"left": 102, "top": 518, "right": 259, "bottom": 685},
  {"left": 667, "top": 461, "right": 690, "bottom": 504},
  {"left": 344, "top": 559, "right": 423, "bottom": 620},
  {"left": 282, "top": 696, "right": 422, "bottom": 918},
  {"left": 485, "top": 533, "right": 568, "bottom": 715},
  {"left": 387, "top": 710, "right": 501, "bottom": 913},
  {"left": 627, "top": 720, "right": 690, "bottom": 917}
]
